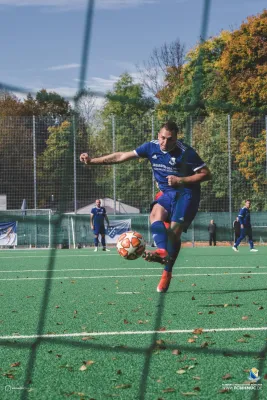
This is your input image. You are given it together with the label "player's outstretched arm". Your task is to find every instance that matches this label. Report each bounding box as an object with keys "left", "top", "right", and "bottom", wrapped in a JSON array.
[{"left": 80, "top": 151, "right": 137, "bottom": 165}]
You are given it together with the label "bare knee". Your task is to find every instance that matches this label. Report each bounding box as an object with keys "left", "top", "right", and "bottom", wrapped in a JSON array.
[{"left": 150, "top": 203, "right": 168, "bottom": 224}]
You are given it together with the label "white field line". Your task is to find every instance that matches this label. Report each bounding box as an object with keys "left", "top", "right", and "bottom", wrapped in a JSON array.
[
  {"left": 1, "top": 272, "right": 267, "bottom": 281},
  {"left": 0, "top": 254, "right": 118, "bottom": 259},
  {"left": 0, "top": 326, "right": 267, "bottom": 340},
  {"left": 0, "top": 266, "right": 266, "bottom": 273}
]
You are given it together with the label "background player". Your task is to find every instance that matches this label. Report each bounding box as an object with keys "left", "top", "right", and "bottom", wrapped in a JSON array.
[
  {"left": 81, "top": 121, "right": 211, "bottom": 292},
  {"left": 232, "top": 199, "right": 258, "bottom": 252},
  {"left": 91, "top": 199, "right": 110, "bottom": 251}
]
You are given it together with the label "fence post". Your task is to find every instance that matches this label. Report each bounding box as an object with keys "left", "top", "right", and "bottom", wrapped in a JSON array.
[
  {"left": 112, "top": 115, "right": 116, "bottom": 215},
  {"left": 227, "top": 114, "right": 232, "bottom": 242},
  {"left": 190, "top": 116, "right": 195, "bottom": 247},
  {"left": 32, "top": 116, "right": 37, "bottom": 210},
  {"left": 265, "top": 115, "right": 267, "bottom": 177},
  {"left": 151, "top": 112, "right": 155, "bottom": 201},
  {"left": 73, "top": 115, "right": 77, "bottom": 214},
  {"left": 32, "top": 115, "right": 37, "bottom": 247}
]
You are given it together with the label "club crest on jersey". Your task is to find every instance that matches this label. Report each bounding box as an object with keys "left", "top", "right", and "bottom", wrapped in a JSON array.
[
  {"left": 152, "top": 154, "right": 157, "bottom": 159},
  {"left": 169, "top": 157, "right": 176, "bottom": 166}
]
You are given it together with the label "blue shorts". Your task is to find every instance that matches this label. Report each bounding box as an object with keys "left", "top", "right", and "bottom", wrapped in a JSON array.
[
  {"left": 93, "top": 225, "right": 105, "bottom": 235},
  {"left": 156, "top": 190, "right": 200, "bottom": 232}
]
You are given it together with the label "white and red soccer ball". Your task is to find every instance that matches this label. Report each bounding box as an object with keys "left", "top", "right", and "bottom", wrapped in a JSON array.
[{"left": 116, "top": 231, "right": 145, "bottom": 260}]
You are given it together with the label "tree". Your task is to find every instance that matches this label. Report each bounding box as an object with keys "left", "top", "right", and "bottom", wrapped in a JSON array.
[
  {"left": 94, "top": 73, "right": 155, "bottom": 210},
  {"left": 73, "top": 87, "right": 98, "bottom": 125},
  {"left": 137, "top": 39, "right": 185, "bottom": 98},
  {"left": 23, "top": 89, "right": 71, "bottom": 117}
]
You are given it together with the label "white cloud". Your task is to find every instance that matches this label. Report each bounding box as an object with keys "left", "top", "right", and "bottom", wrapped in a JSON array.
[
  {"left": 46, "top": 63, "right": 81, "bottom": 71},
  {"left": 0, "top": 0, "right": 158, "bottom": 11}
]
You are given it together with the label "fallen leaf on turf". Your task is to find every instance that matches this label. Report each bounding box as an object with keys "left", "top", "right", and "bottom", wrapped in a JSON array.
[
  {"left": 200, "top": 341, "right": 209, "bottom": 348},
  {"left": 208, "top": 311, "right": 215, "bottom": 314},
  {"left": 192, "top": 296, "right": 196, "bottom": 300},
  {"left": 3, "top": 373, "right": 15, "bottom": 379},
  {"left": 156, "top": 339, "right": 165, "bottom": 345},
  {"left": 158, "top": 327, "right": 166, "bottom": 331},
  {"left": 79, "top": 365, "right": 87, "bottom": 371},
  {"left": 115, "top": 384, "right": 131, "bottom": 389},
  {"left": 163, "top": 388, "right": 176, "bottom": 393},
  {"left": 242, "top": 316, "right": 249, "bottom": 320},
  {"left": 193, "top": 328, "right": 203, "bottom": 335},
  {"left": 123, "top": 319, "right": 129, "bottom": 324},
  {"left": 219, "top": 388, "right": 231, "bottom": 393},
  {"left": 56, "top": 322, "right": 63, "bottom": 325},
  {"left": 264, "top": 374, "right": 267, "bottom": 380},
  {"left": 224, "top": 304, "right": 228, "bottom": 307},
  {"left": 222, "top": 374, "right": 232, "bottom": 380},
  {"left": 192, "top": 376, "right": 201, "bottom": 380},
  {"left": 181, "top": 392, "right": 198, "bottom": 396},
  {"left": 187, "top": 365, "right": 195, "bottom": 370},
  {"left": 198, "top": 312, "right": 203, "bottom": 315},
  {"left": 258, "top": 306, "right": 264, "bottom": 310},
  {"left": 85, "top": 360, "right": 95, "bottom": 366},
  {"left": 188, "top": 338, "right": 195, "bottom": 343},
  {"left": 193, "top": 387, "right": 201, "bottom": 391},
  {"left": 192, "top": 284, "right": 196, "bottom": 286},
  {"left": 243, "top": 334, "right": 255, "bottom": 338},
  {"left": 172, "top": 349, "right": 181, "bottom": 355},
  {"left": 81, "top": 336, "right": 96, "bottom": 341},
  {"left": 117, "top": 370, "right": 122, "bottom": 375},
  {"left": 177, "top": 369, "right": 187, "bottom": 374},
  {"left": 243, "top": 369, "right": 250, "bottom": 373},
  {"left": 10, "top": 362, "right": 20, "bottom": 367}
]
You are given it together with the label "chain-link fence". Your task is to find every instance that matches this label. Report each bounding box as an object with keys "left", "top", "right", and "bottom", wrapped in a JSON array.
[{"left": 0, "top": 114, "right": 266, "bottom": 245}]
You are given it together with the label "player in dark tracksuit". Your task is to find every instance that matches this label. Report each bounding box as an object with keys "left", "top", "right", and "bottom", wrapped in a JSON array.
[
  {"left": 232, "top": 200, "right": 258, "bottom": 252},
  {"left": 91, "top": 199, "right": 110, "bottom": 252}
]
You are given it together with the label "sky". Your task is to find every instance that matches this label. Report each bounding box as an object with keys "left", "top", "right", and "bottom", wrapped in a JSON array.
[{"left": 0, "top": 0, "right": 266, "bottom": 104}]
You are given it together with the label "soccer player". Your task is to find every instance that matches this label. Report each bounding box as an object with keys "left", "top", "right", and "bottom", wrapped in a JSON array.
[
  {"left": 91, "top": 199, "right": 110, "bottom": 252},
  {"left": 232, "top": 200, "right": 258, "bottom": 252},
  {"left": 80, "top": 121, "right": 211, "bottom": 292},
  {"left": 208, "top": 219, "right": 216, "bottom": 246}
]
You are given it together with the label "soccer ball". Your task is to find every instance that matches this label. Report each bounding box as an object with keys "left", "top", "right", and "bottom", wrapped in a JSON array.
[{"left": 116, "top": 231, "right": 145, "bottom": 260}]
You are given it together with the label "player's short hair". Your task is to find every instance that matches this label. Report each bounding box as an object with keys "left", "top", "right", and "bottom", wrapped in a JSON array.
[
  {"left": 245, "top": 199, "right": 251, "bottom": 203},
  {"left": 161, "top": 121, "right": 179, "bottom": 136}
]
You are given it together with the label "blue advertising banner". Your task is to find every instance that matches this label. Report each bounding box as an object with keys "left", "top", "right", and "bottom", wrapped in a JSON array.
[{"left": 0, "top": 222, "right": 17, "bottom": 246}]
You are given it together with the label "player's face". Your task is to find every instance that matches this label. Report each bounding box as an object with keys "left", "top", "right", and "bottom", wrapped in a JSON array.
[
  {"left": 96, "top": 200, "right": 101, "bottom": 207},
  {"left": 158, "top": 128, "right": 177, "bottom": 152},
  {"left": 245, "top": 201, "right": 251, "bottom": 209}
]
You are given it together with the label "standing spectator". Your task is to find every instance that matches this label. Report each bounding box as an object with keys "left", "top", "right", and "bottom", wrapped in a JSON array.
[
  {"left": 208, "top": 219, "right": 216, "bottom": 246},
  {"left": 232, "top": 200, "right": 258, "bottom": 252},
  {"left": 91, "top": 199, "right": 110, "bottom": 252},
  {"left": 233, "top": 217, "right": 241, "bottom": 243}
]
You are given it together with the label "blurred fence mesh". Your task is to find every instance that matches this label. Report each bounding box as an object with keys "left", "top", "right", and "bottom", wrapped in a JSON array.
[{"left": 0, "top": 114, "right": 266, "bottom": 246}]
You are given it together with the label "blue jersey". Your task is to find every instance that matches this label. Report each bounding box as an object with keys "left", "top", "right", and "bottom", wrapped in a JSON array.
[
  {"left": 91, "top": 207, "right": 106, "bottom": 227},
  {"left": 134, "top": 140, "right": 205, "bottom": 193},
  {"left": 238, "top": 207, "right": 251, "bottom": 227}
]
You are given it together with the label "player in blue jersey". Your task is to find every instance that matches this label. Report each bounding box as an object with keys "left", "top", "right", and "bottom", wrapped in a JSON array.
[
  {"left": 232, "top": 200, "right": 258, "bottom": 252},
  {"left": 80, "top": 121, "right": 211, "bottom": 292},
  {"left": 91, "top": 199, "right": 110, "bottom": 252}
]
